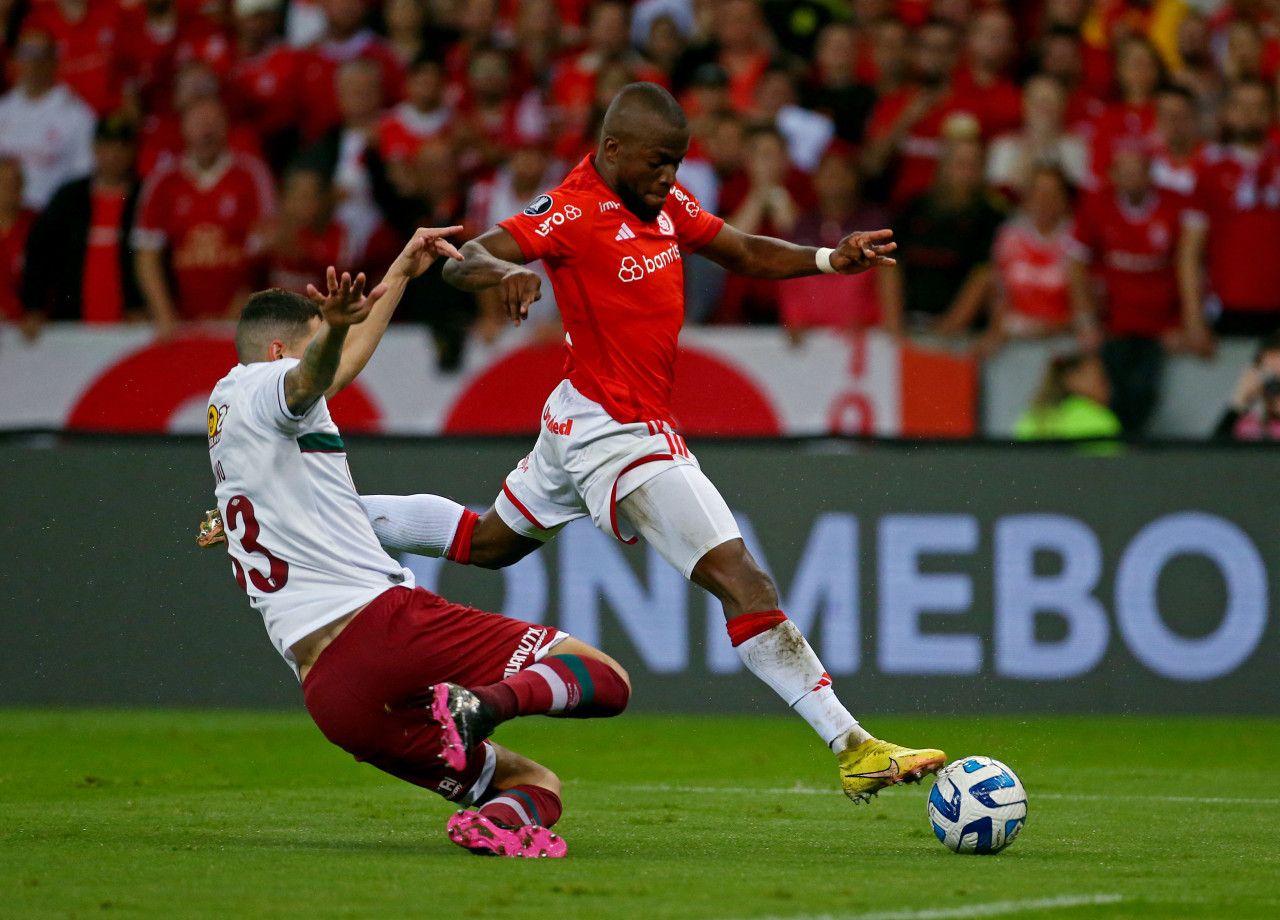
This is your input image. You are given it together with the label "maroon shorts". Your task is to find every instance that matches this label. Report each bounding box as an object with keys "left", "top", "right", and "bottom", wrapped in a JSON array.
[{"left": 301, "top": 586, "right": 562, "bottom": 804}]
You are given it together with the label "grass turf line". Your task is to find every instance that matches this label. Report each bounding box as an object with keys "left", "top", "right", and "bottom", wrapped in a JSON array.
[{"left": 1, "top": 710, "right": 1277, "bottom": 920}]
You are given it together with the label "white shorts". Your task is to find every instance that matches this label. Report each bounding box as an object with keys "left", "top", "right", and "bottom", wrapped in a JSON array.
[{"left": 494, "top": 380, "right": 741, "bottom": 577}]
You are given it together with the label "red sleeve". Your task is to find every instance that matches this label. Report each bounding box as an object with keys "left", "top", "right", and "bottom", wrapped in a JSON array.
[
  {"left": 496, "top": 189, "right": 575, "bottom": 263},
  {"left": 1183, "top": 160, "right": 1211, "bottom": 228},
  {"left": 669, "top": 183, "right": 724, "bottom": 252},
  {"left": 1071, "top": 196, "right": 1100, "bottom": 259},
  {"left": 132, "top": 170, "right": 172, "bottom": 249}
]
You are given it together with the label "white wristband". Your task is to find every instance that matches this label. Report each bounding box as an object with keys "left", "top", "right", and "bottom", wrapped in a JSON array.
[{"left": 815, "top": 247, "right": 836, "bottom": 274}]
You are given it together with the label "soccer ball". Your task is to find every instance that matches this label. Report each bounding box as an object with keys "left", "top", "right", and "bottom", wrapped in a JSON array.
[{"left": 927, "top": 756, "right": 1027, "bottom": 855}]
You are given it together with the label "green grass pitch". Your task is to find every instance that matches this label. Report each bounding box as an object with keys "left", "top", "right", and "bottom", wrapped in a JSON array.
[{"left": 1, "top": 710, "right": 1277, "bottom": 920}]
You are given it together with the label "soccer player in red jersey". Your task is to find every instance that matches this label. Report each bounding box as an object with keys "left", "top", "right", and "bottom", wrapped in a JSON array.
[
  {"left": 419, "top": 82, "right": 943, "bottom": 804},
  {"left": 1179, "top": 79, "right": 1280, "bottom": 343}
]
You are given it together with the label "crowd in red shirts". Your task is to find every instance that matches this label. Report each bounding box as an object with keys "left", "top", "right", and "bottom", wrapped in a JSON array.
[{"left": 0, "top": 0, "right": 1278, "bottom": 426}]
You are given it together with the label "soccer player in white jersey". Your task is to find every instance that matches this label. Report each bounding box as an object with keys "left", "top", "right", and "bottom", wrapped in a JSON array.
[
  {"left": 207, "top": 228, "right": 635, "bottom": 858},
  {"left": 363, "top": 83, "right": 947, "bottom": 803}
]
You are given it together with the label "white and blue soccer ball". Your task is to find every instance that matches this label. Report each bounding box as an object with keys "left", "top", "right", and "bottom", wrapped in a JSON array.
[{"left": 927, "top": 755, "right": 1027, "bottom": 854}]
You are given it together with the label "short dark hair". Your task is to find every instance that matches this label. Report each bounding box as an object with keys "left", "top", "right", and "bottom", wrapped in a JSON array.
[
  {"left": 1155, "top": 83, "right": 1196, "bottom": 104},
  {"left": 235, "top": 289, "right": 320, "bottom": 363}
]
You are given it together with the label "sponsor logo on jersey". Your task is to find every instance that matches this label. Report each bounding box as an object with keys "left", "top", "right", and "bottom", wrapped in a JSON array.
[
  {"left": 523, "top": 193, "right": 554, "bottom": 216},
  {"left": 618, "top": 242, "right": 682, "bottom": 282},
  {"left": 657, "top": 211, "right": 674, "bottom": 235},
  {"left": 599, "top": 200, "right": 620, "bottom": 212},
  {"left": 207, "top": 403, "right": 228, "bottom": 447},
  {"left": 542, "top": 405, "right": 574, "bottom": 436},
  {"left": 504, "top": 626, "right": 550, "bottom": 677},
  {"left": 615, "top": 222, "right": 636, "bottom": 241},
  {"left": 534, "top": 203, "right": 582, "bottom": 237},
  {"left": 671, "top": 187, "right": 701, "bottom": 217}
]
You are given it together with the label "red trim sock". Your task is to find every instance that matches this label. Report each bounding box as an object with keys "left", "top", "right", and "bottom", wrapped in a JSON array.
[
  {"left": 479, "top": 784, "right": 563, "bottom": 829},
  {"left": 473, "top": 654, "right": 630, "bottom": 724},
  {"left": 726, "top": 610, "right": 788, "bottom": 647},
  {"left": 445, "top": 509, "right": 480, "bottom": 564}
]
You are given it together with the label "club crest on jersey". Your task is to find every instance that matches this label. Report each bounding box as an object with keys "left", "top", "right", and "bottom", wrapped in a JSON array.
[
  {"left": 657, "top": 211, "right": 674, "bottom": 235},
  {"left": 523, "top": 194, "right": 554, "bottom": 216},
  {"left": 207, "top": 404, "right": 228, "bottom": 447}
]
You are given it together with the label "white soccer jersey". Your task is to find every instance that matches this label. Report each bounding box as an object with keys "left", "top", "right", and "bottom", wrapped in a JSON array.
[{"left": 207, "top": 359, "right": 413, "bottom": 676}]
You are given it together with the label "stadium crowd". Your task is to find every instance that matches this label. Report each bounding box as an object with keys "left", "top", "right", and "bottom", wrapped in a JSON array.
[{"left": 0, "top": 0, "right": 1278, "bottom": 435}]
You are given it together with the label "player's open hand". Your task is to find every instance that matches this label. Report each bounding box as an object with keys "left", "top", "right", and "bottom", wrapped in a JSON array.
[
  {"left": 500, "top": 266, "right": 542, "bottom": 325},
  {"left": 830, "top": 229, "right": 897, "bottom": 275},
  {"left": 392, "top": 226, "right": 465, "bottom": 280},
  {"left": 306, "top": 267, "right": 388, "bottom": 328}
]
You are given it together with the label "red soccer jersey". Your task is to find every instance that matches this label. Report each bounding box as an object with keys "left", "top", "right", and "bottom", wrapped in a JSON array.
[
  {"left": 227, "top": 43, "right": 302, "bottom": 138},
  {"left": 1087, "top": 101, "right": 1157, "bottom": 185},
  {"left": 264, "top": 221, "right": 345, "bottom": 294},
  {"left": 81, "top": 189, "right": 126, "bottom": 323},
  {"left": 134, "top": 153, "right": 276, "bottom": 320},
  {"left": 295, "top": 34, "right": 405, "bottom": 144},
  {"left": 1073, "top": 187, "right": 1183, "bottom": 338},
  {"left": 993, "top": 216, "right": 1073, "bottom": 326},
  {"left": 1184, "top": 144, "right": 1280, "bottom": 313},
  {"left": 26, "top": 0, "right": 129, "bottom": 116},
  {"left": 498, "top": 156, "right": 725, "bottom": 425},
  {"left": 377, "top": 102, "right": 451, "bottom": 163}
]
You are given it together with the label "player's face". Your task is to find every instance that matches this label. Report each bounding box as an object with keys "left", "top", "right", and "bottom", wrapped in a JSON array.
[{"left": 608, "top": 121, "right": 689, "bottom": 222}]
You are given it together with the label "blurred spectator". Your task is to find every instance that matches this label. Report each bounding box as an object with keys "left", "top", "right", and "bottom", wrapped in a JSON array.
[
  {"left": 801, "top": 23, "right": 877, "bottom": 144},
  {"left": 550, "top": 1, "right": 665, "bottom": 132},
  {"left": 761, "top": 0, "right": 840, "bottom": 59},
  {"left": 227, "top": 0, "right": 304, "bottom": 172},
  {"left": 987, "top": 74, "right": 1089, "bottom": 196},
  {"left": 1220, "top": 17, "right": 1272, "bottom": 83},
  {"left": 22, "top": 115, "right": 141, "bottom": 335},
  {"left": 1213, "top": 332, "right": 1280, "bottom": 440},
  {"left": 454, "top": 46, "right": 546, "bottom": 177},
  {"left": 1172, "top": 10, "right": 1222, "bottom": 114},
  {"left": 881, "top": 135, "right": 1006, "bottom": 336},
  {"left": 676, "top": 0, "right": 774, "bottom": 113},
  {"left": 953, "top": 7, "right": 1023, "bottom": 140},
  {"left": 1179, "top": 79, "right": 1280, "bottom": 343},
  {"left": 715, "top": 124, "right": 814, "bottom": 324},
  {"left": 253, "top": 165, "right": 344, "bottom": 295},
  {"left": 863, "top": 19, "right": 963, "bottom": 208},
  {"left": 384, "top": 0, "right": 428, "bottom": 66},
  {"left": 138, "top": 60, "right": 265, "bottom": 176},
  {"left": 642, "top": 14, "right": 687, "bottom": 79},
  {"left": 984, "top": 165, "right": 1077, "bottom": 352},
  {"left": 513, "top": 0, "right": 566, "bottom": 79},
  {"left": 133, "top": 98, "right": 276, "bottom": 336},
  {"left": 1088, "top": 36, "right": 1164, "bottom": 184},
  {"left": 365, "top": 137, "right": 473, "bottom": 369},
  {"left": 1151, "top": 83, "right": 1203, "bottom": 194},
  {"left": 632, "top": 0, "right": 697, "bottom": 51},
  {"left": 752, "top": 62, "right": 835, "bottom": 172},
  {"left": 124, "top": 0, "right": 232, "bottom": 119},
  {"left": 378, "top": 55, "right": 453, "bottom": 190},
  {"left": 865, "top": 15, "right": 910, "bottom": 95},
  {"left": 0, "top": 30, "right": 95, "bottom": 211},
  {"left": 24, "top": 0, "right": 127, "bottom": 117},
  {"left": 1041, "top": 0, "right": 1120, "bottom": 98},
  {"left": 1015, "top": 350, "right": 1122, "bottom": 440},
  {"left": 780, "top": 146, "right": 890, "bottom": 340},
  {"left": 553, "top": 58, "right": 634, "bottom": 166},
  {"left": 1034, "top": 26, "right": 1106, "bottom": 129},
  {"left": 301, "top": 58, "right": 391, "bottom": 268},
  {"left": 296, "top": 0, "right": 405, "bottom": 144},
  {"left": 1081, "top": 0, "right": 1189, "bottom": 71},
  {"left": 0, "top": 158, "right": 34, "bottom": 326},
  {"left": 1070, "top": 146, "right": 1186, "bottom": 433},
  {"left": 465, "top": 139, "right": 562, "bottom": 340}
]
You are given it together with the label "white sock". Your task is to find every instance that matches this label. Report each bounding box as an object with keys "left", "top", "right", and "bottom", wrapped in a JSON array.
[
  {"left": 732, "top": 618, "right": 871, "bottom": 752},
  {"left": 362, "top": 494, "right": 466, "bottom": 557}
]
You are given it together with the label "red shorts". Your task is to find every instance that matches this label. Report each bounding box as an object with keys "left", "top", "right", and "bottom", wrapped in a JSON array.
[{"left": 301, "top": 586, "right": 563, "bottom": 804}]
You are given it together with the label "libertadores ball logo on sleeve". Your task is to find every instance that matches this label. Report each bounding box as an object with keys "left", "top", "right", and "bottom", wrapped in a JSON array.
[{"left": 523, "top": 194, "right": 554, "bottom": 216}]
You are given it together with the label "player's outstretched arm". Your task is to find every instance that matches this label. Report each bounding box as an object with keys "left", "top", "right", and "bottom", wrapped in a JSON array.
[
  {"left": 286, "top": 269, "right": 385, "bottom": 416},
  {"left": 699, "top": 223, "right": 897, "bottom": 281},
  {"left": 441, "top": 227, "right": 543, "bottom": 326},
  {"left": 325, "top": 226, "right": 463, "bottom": 397}
]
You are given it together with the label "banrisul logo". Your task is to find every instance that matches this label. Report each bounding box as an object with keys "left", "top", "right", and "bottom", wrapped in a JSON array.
[{"left": 523, "top": 194, "right": 553, "bottom": 216}]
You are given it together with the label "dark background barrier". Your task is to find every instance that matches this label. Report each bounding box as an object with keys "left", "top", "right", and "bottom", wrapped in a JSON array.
[{"left": 2, "top": 436, "right": 1276, "bottom": 713}]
